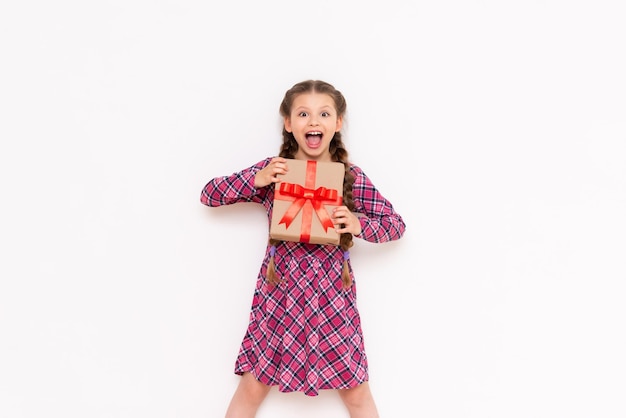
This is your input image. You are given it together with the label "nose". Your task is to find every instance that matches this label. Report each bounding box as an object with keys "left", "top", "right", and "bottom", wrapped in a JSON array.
[{"left": 309, "top": 117, "right": 319, "bottom": 126}]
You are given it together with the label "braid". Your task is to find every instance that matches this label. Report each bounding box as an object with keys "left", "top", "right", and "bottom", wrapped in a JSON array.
[
  {"left": 266, "top": 134, "right": 297, "bottom": 285},
  {"left": 331, "top": 131, "right": 356, "bottom": 288},
  {"left": 267, "top": 80, "right": 355, "bottom": 288}
]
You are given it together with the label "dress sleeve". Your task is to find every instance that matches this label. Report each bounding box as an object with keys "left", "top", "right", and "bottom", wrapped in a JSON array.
[
  {"left": 351, "top": 164, "right": 406, "bottom": 243},
  {"left": 200, "top": 158, "right": 271, "bottom": 207}
]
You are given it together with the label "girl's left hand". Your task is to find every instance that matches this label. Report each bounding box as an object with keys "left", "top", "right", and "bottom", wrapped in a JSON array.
[{"left": 332, "top": 206, "right": 362, "bottom": 236}]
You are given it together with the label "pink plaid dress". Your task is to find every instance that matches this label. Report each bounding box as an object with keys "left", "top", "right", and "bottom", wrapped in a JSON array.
[{"left": 201, "top": 158, "right": 406, "bottom": 396}]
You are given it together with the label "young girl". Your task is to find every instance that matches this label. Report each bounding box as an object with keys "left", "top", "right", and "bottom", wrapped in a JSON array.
[{"left": 201, "top": 80, "right": 406, "bottom": 418}]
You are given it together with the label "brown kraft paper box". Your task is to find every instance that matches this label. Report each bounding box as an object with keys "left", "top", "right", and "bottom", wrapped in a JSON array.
[{"left": 270, "top": 159, "right": 344, "bottom": 246}]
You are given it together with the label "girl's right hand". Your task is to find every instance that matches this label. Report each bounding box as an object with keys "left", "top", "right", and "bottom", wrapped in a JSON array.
[{"left": 254, "top": 157, "right": 288, "bottom": 188}]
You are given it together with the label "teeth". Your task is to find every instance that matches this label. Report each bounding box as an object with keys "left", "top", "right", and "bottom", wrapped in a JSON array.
[{"left": 307, "top": 131, "right": 322, "bottom": 135}]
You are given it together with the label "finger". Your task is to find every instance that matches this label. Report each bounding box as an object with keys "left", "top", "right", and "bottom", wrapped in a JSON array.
[{"left": 276, "top": 162, "right": 288, "bottom": 173}]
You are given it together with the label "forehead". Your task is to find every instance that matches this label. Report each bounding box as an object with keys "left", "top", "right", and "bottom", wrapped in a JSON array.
[{"left": 291, "top": 92, "right": 336, "bottom": 110}]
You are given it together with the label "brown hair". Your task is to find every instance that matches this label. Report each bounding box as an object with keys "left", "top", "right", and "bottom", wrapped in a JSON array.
[{"left": 267, "top": 80, "right": 355, "bottom": 288}]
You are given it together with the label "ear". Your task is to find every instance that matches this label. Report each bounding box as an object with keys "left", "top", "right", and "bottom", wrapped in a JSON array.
[
  {"left": 335, "top": 116, "right": 343, "bottom": 132},
  {"left": 284, "top": 116, "right": 292, "bottom": 133}
]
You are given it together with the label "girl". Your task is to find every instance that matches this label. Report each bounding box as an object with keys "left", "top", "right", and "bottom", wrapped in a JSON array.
[{"left": 201, "top": 80, "right": 406, "bottom": 418}]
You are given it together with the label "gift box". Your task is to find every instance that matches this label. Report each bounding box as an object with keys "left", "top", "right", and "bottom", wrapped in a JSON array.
[{"left": 270, "top": 159, "right": 344, "bottom": 245}]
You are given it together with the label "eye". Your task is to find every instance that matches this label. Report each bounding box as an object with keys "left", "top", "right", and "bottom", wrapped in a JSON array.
[
  {"left": 321, "top": 111, "right": 331, "bottom": 117},
  {"left": 298, "top": 111, "right": 308, "bottom": 117}
]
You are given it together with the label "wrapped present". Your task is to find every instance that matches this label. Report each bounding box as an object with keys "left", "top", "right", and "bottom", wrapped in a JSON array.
[{"left": 270, "top": 159, "right": 344, "bottom": 245}]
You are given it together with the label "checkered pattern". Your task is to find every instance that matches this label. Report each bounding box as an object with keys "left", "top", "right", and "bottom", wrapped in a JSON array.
[{"left": 201, "top": 158, "right": 406, "bottom": 396}]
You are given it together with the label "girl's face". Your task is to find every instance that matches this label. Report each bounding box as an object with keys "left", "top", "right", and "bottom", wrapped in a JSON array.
[{"left": 284, "top": 92, "right": 343, "bottom": 162}]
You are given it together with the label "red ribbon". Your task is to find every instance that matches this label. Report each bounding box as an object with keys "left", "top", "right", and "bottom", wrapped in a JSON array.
[{"left": 275, "top": 160, "right": 342, "bottom": 243}]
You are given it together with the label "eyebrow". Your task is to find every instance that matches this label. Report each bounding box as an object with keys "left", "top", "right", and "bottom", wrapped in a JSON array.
[{"left": 294, "top": 105, "right": 334, "bottom": 112}]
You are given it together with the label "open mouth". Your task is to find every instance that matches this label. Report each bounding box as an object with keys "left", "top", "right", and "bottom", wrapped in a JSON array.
[{"left": 305, "top": 131, "right": 322, "bottom": 148}]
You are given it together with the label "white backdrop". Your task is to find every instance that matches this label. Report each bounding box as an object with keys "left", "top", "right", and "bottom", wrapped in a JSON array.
[{"left": 1, "top": 1, "right": 625, "bottom": 417}]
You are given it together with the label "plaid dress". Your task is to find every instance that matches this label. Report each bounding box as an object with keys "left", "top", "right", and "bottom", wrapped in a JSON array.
[{"left": 201, "top": 157, "right": 406, "bottom": 396}]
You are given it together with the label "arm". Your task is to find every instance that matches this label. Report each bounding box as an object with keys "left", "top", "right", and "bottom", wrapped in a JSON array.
[
  {"left": 350, "top": 165, "right": 406, "bottom": 243},
  {"left": 200, "top": 158, "right": 271, "bottom": 207}
]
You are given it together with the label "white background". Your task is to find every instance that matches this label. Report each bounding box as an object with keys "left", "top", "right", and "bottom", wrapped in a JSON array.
[{"left": 1, "top": 1, "right": 625, "bottom": 417}]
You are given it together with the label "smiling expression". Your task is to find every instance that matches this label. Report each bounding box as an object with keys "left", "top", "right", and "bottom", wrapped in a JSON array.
[{"left": 284, "top": 92, "right": 343, "bottom": 162}]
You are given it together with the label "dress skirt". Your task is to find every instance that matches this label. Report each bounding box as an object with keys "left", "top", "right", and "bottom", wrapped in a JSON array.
[{"left": 233, "top": 242, "right": 368, "bottom": 396}]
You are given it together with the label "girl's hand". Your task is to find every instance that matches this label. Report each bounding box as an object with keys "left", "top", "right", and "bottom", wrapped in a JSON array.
[
  {"left": 254, "top": 157, "right": 288, "bottom": 188},
  {"left": 332, "top": 206, "right": 362, "bottom": 236}
]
